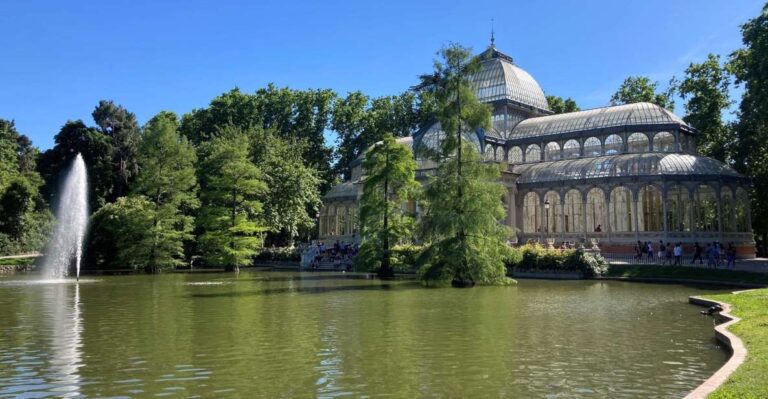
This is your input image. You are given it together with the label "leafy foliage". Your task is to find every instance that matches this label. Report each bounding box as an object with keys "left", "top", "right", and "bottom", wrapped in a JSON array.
[
  {"left": 92, "top": 100, "right": 141, "bottom": 198},
  {"left": 87, "top": 196, "right": 155, "bottom": 271},
  {"left": 357, "top": 133, "right": 419, "bottom": 277},
  {"left": 130, "top": 111, "right": 199, "bottom": 272},
  {"left": 510, "top": 244, "right": 608, "bottom": 277},
  {"left": 729, "top": 4, "right": 768, "bottom": 253},
  {"left": 197, "top": 129, "right": 267, "bottom": 271},
  {"left": 545, "top": 95, "right": 580, "bottom": 114},
  {"left": 678, "top": 54, "right": 734, "bottom": 162},
  {"left": 610, "top": 76, "right": 676, "bottom": 110}
]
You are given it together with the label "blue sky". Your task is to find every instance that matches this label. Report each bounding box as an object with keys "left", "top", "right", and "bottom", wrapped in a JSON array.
[{"left": 1, "top": 0, "right": 764, "bottom": 150}]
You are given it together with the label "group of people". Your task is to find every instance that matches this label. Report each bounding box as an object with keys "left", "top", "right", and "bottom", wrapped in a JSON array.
[
  {"left": 633, "top": 241, "right": 737, "bottom": 269},
  {"left": 306, "top": 240, "right": 358, "bottom": 271}
]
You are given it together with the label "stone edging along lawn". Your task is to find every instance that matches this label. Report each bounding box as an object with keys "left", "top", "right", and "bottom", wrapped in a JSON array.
[{"left": 684, "top": 292, "right": 749, "bottom": 399}]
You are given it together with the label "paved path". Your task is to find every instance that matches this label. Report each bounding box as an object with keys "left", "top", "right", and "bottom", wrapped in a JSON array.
[
  {"left": 605, "top": 254, "right": 768, "bottom": 273},
  {"left": 0, "top": 252, "right": 41, "bottom": 260}
]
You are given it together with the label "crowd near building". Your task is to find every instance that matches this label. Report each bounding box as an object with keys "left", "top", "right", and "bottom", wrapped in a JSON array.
[{"left": 320, "top": 43, "right": 755, "bottom": 257}]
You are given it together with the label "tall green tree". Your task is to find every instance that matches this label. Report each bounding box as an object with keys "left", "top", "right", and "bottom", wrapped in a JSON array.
[
  {"left": 546, "top": 95, "right": 580, "bottom": 114},
  {"left": 198, "top": 129, "right": 267, "bottom": 271},
  {"left": 92, "top": 100, "right": 141, "bottom": 198},
  {"left": 415, "top": 44, "right": 512, "bottom": 287},
  {"left": 250, "top": 129, "right": 322, "bottom": 245},
  {"left": 131, "top": 111, "right": 199, "bottom": 272},
  {"left": 678, "top": 54, "right": 734, "bottom": 162},
  {"left": 358, "top": 133, "right": 419, "bottom": 278},
  {"left": 610, "top": 76, "right": 676, "bottom": 110},
  {"left": 729, "top": 3, "right": 768, "bottom": 253}
]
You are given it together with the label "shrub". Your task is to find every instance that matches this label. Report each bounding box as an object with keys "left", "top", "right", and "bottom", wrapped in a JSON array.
[
  {"left": 254, "top": 247, "right": 300, "bottom": 262},
  {"left": 506, "top": 243, "right": 609, "bottom": 277}
]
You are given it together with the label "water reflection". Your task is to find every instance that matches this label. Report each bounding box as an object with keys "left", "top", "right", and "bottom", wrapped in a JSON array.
[{"left": 46, "top": 283, "right": 83, "bottom": 397}]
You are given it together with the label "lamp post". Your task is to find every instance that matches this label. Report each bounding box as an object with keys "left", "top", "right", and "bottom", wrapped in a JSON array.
[{"left": 544, "top": 199, "right": 551, "bottom": 247}]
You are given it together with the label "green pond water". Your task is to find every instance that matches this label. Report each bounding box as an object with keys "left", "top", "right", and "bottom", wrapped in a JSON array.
[{"left": 0, "top": 272, "right": 728, "bottom": 398}]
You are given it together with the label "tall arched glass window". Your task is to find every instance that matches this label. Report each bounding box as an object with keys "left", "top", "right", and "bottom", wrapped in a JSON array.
[
  {"left": 495, "top": 146, "right": 505, "bottom": 161},
  {"left": 586, "top": 188, "right": 606, "bottom": 233},
  {"left": 610, "top": 187, "right": 633, "bottom": 232},
  {"left": 544, "top": 191, "right": 561, "bottom": 234},
  {"left": 628, "top": 133, "right": 650, "bottom": 153},
  {"left": 638, "top": 185, "right": 663, "bottom": 231},
  {"left": 564, "top": 189, "right": 583, "bottom": 233},
  {"left": 338, "top": 207, "right": 348, "bottom": 235},
  {"left": 329, "top": 206, "right": 338, "bottom": 235},
  {"left": 605, "top": 134, "right": 623, "bottom": 155},
  {"left": 509, "top": 146, "right": 523, "bottom": 163},
  {"left": 545, "top": 142, "right": 561, "bottom": 161},
  {"left": 484, "top": 145, "right": 495, "bottom": 161},
  {"left": 523, "top": 192, "right": 540, "bottom": 233},
  {"left": 563, "top": 140, "right": 580, "bottom": 159},
  {"left": 721, "top": 189, "right": 735, "bottom": 232},
  {"left": 584, "top": 137, "right": 602, "bottom": 157},
  {"left": 525, "top": 144, "right": 541, "bottom": 163},
  {"left": 653, "top": 131, "right": 675, "bottom": 152},
  {"left": 694, "top": 185, "right": 719, "bottom": 232},
  {"left": 666, "top": 184, "right": 690, "bottom": 232},
  {"left": 736, "top": 188, "right": 749, "bottom": 232}
]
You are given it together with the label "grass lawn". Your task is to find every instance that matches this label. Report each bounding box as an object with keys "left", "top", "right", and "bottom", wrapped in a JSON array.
[
  {"left": 704, "top": 288, "right": 768, "bottom": 399},
  {"left": 605, "top": 265, "right": 768, "bottom": 286},
  {"left": 0, "top": 257, "right": 36, "bottom": 266}
]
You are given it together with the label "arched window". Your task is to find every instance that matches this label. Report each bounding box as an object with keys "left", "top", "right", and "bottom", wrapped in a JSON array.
[
  {"left": 586, "top": 188, "right": 606, "bottom": 233},
  {"left": 544, "top": 191, "right": 561, "bottom": 233},
  {"left": 329, "top": 205, "right": 338, "bottom": 236},
  {"left": 545, "top": 142, "right": 561, "bottom": 161},
  {"left": 525, "top": 144, "right": 541, "bottom": 163},
  {"left": 653, "top": 132, "right": 675, "bottom": 152},
  {"left": 666, "top": 184, "right": 690, "bottom": 232},
  {"left": 721, "top": 189, "right": 735, "bottom": 232},
  {"left": 495, "top": 146, "right": 505, "bottom": 161},
  {"left": 564, "top": 189, "right": 583, "bottom": 233},
  {"left": 638, "top": 185, "right": 663, "bottom": 231},
  {"left": 563, "top": 140, "right": 580, "bottom": 159},
  {"left": 628, "top": 133, "right": 649, "bottom": 153},
  {"left": 610, "top": 187, "right": 633, "bottom": 232},
  {"left": 484, "top": 145, "right": 495, "bottom": 161},
  {"left": 605, "top": 134, "right": 623, "bottom": 155},
  {"left": 584, "top": 137, "right": 602, "bottom": 157},
  {"left": 523, "top": 192, "right": 539, "bottom": 233},
  {"left": 694, "top": 185, "right": 719, "bottom": 232},
  {"left": 736, "top": 188, "right": 749, "bottom": 232},
  {"left": 508, "top": 146, "right": 523, "bottom": 163}
]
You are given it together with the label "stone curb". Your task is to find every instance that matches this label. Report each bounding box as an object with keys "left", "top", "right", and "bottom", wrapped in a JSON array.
[
  {"left": 684, "top": 290, "right": 751, "bottom": 399},
  {"left": 598, "top": 276, "right": 766, "bottom": 288}
]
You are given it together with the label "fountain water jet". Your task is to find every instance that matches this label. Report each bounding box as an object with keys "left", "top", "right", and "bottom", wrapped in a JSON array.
[{"left": 42, "top": 154, "right": 89, "bottom": 280}]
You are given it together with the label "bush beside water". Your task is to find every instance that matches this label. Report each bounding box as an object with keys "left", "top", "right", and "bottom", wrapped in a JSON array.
[{"left": 506, "top": 244, "right": 609, "bottom": 278}]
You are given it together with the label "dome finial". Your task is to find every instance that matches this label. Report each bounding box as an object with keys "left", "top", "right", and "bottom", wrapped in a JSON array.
[{"left": 490, "top": 18, "right": 495, "bottom": 48}]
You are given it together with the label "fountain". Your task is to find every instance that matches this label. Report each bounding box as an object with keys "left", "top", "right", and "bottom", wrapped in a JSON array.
[{"left": 42, "top": 154, "right": 89, "bottom": 281}]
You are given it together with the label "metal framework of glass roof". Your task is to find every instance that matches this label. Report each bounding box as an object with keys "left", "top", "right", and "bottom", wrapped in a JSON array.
[
  {"left": 510, "top": 102, "right": 690, "bottom": 140},
  {"left": 471, "top": 49, "right": 550, "bottom": 113},
  {"left": 513, "top": 153, "right": 744, "bottom": 185}
]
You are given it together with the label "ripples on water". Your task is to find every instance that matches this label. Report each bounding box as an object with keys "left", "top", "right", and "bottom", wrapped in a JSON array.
[{"left": 0, "top": 273, "right": 727, "bottom": 398}]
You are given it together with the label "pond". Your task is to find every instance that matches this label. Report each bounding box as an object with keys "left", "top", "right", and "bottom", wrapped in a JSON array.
[{"left": 0, "top": 272, "right": 728, "bottom": 398}]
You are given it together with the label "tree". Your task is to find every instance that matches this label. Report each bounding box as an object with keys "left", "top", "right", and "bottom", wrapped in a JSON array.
[
  {"left": 250, "top": 129, "right": 322, "bottom": 245},
  {"left": 131, "top": 111, "right": 199, "bottom": 272},
  {"left": 38, "top": 120, "right": 115, "bottom": 210},
  {"left": 729, "top": 4, "right": 768, "bottom": 254},
  {"left": 678, "top": 54, "right": 733, "bottom": 162},
  {"left": 610, "top": 76, "right": 676, "bottom": 110},
  {"left": 87, "top": 196, "right": 155, "bottom": 271},
  {"left": 546, "top": 95, "right": 580, "bottom": 114},
  {"left": 358, "top": 133, "right": 419, "bottom": 278},
  {"left": 414, "top": 44, "right": 512, "bottom": 287},
  {"left": 92, "top": 100, "right": 141, "bottom": 198},
  {"left": 197, "top": 129, "right": 267, "bottom": 271}
]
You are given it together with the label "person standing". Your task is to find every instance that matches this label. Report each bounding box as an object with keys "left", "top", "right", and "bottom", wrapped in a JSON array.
[
  {"left": 647, "top": 242, "right": 655, "bottom": 262},
  {"left": 727, "top": 243, "right": 737, "bottom": 269},
  {"left": 673, "top": 243, "right": 682, "bottom": 266},
  {"left": 706, "top": 244, "right": 716, "bottom": 268},
  {"left": 658, "top": 241, "right": 666, "bottom": 264},
  {"left": 691, "top": 242, "right": 703, "bottom": 265}
]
